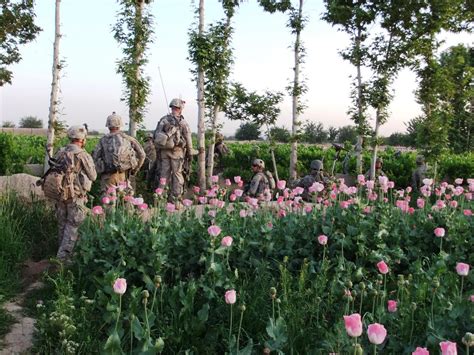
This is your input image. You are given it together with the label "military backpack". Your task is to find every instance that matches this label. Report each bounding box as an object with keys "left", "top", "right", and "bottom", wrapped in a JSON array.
[
  {"left": 100, "top": 133, "right": 138, "bottom": 173},
  {"left": 41, "top": 149, "right": 81, "bottom": 202}
]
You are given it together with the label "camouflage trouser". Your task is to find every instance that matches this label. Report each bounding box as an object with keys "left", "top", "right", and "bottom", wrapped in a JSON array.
[
  {"left": 159, "top": 158, "right": 184, "bottom": 201},
  {"left": 100, "top": 172, "right": 134, "bottom": 195},
  {"left": 56, "top": 198, "right": 87, "bottom": 262}
]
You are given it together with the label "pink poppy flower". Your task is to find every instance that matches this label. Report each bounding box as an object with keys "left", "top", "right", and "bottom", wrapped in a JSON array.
[
  {"left": 234, "top": 189, "right": 243, "bottom": 197},
  {"left": 439, "top": 341, "right": 457, "bottom": 355},
  {"left": 234, "top": 176, "right": 241, "bottom": 183},
  {"left": 198, "top": 196, "right": 207, "bottom": 204},
  {"left": 155, "top": 187, "right": 164, "bottom": 196},
  {"left": 92, "top": 206, "right": 104, "bottom": 215},
  {"left": 412, "top": 347, "right": 429, "bottom": 355},
  {"left": 277, "top": 180, "right": 287, "bottom": 190},
  {"left": 216, "top": 200, "right": 225, "bottom": 209},
  {"left": 221, "top": 236, "right": 233, "bottom": 247},
  {"left": 225, "top": 289, "right": 236, "bottom": 304},
  {"left": 225, "top": 178, "right": 231, "bottom": 186},
  {"left": 387, "top": 300, "right": 397, "bottom": 313},
  {"left": 470, "top": 294, "right": 474, "bottom": 302},
  {"left": 159, "top": 177, "right": 167, "bottom": 186},
  {"left": 406, "top": 186, "right": 412, "bottom": 193},
  {"left": 357, "top": 174, "right": 365, "bottom": 185},
  {"left": 229, "top": 194, "right": 236, "bottom": 202},
  {"left": 464, "top": 209, "right": 472, "bottom": 216},
  {"left": 377, "top": 261, "right": 389, "bottom": 274},
  {"left": 239, "top": 209, "right": 247, "bottom": 218},
  {"left": 183, "top": 199, "right": 193, "bottom": 207},
  {"left": 207, "top": 225, "right": 222, "bottom": 237},
  {"left": 138, "top": 203, "right": 148, "bottom": 211},
  {"left": 193, "top": 186, "right": 200, "bottom": 194},
  {"left": 367, "top": 323, "right": 387, "bottom": 345},
  {"left": 113, "top": 278, "right": 127, "bottom": 295},
  {"left": 208, "top": 210, "right": 216, "bottom": 217},
  {"left": 454, "top": 178, "right": 463, "bottom": 185},
  {"left": 455, "top": 262, "right": 470, "bottom": 276},
  {"left": 101, "top": 196, "right": 111, "bottom": 204},
  {"left": 318, "top": 235, "right": 328, "bottom": 245},
  {"left": 434, "top": 227, "right": 445, "bottom": 238},
  {"left": 166, "top": 203, "right": 175, "bottom": 213},
  {"left": 343, "top": 313, "right": 363, "bottom": 337},
  {"left": 449, "top": 200, "right": 458, "bottom": 208},
  {"left": 211, "top": 175, "right": 219, "bottom": 183}
]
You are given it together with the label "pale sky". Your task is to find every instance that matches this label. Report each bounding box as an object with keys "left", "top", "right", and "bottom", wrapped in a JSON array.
[{"left": 0, "top": 0, "right": 472, "bottom": 136}]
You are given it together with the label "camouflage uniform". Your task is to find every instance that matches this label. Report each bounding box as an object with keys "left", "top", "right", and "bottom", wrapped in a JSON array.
[
  {"left": 294, "top": 160, "right": 328, "bottom": 201},
  {"left": 213, "top": 133, "right": 229, "bottom": 174},
  {"left": 364, "top": 158, "right": 386, "bottom": 180},
  {"left": 143, "top": 133, "right": 157, "bottom": 184},
  {"left": 411, "top": 155, "right": 427, "bottom": 192},
  {"left": 244, "top": 159, "right": 274, "bottom": 199},
  {"left": 92, "top": 113, "right": 145, "bottom": 194},
  {"left": 154, "top": 99, "right": 193, "bottom": 201},
  {"left": 55, "top": 126, "right": 97, "bottom": 262}
]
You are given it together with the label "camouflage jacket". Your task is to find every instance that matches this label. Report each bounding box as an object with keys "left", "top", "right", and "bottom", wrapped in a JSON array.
[
  {"left": 154, "top": 114, "right": 193, "bottom": 159},
  {"left": 56, "top": 144, "right": 97, "bottom": 197}
]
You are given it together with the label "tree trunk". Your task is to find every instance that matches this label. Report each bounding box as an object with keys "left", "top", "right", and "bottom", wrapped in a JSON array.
[
  {"left": 355, "top": 28, "right": 363, "bottom": 175},
  {"left": 129, "top": 0, "right": 145, "bottom": 138},
  {"left": 197, "top": 0, "right": 206, "bottom": 191},
  {"left": 44, "top": 0, "right": 61, "bottom": 173},
  {"left": 370, "top": 108, "right": 382, "bottom": 181},
  {"left": 206, "top": 105, "right": 219, "bottom": 186},
  {"left": 266, "top": 126, "right": 279, "bottom": 182},
  {"left": 289, "top": 0, "right": 303, "bottom": 182}
]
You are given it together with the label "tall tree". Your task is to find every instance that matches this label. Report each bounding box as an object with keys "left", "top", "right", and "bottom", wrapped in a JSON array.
[
  {"left": 20, "top": 115, "right": 43, "bottom": 128},
  {"left": 44, "top": 0, "right": 61, "bottom": 171},
  {"left": 225, "top": 83, "right": 284, "bottom": 180},
  {"left": 323, "top": 0, "right": 376, "bottom": 174},
  {"left": 189, "top": 1, "right": 238, "bottom": 184},
  {"left": 410, "top": 0, "right": 473, "bottom": 162},
  {"left": 259, "top": 0, "right": 307, "bottom": 181},
  {"left": 0, "top": 0, "right": 41, "bottom": 86},
  {"left": 113, "top": 0, "right": 154, "bottom": 138}
]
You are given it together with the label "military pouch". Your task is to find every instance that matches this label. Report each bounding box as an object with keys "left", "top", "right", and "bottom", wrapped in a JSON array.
[{"left": 155, "top": 131, "right": 175, "bottom": 149}]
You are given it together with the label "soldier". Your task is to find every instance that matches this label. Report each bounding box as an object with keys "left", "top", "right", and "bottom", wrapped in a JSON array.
[
  {"left": 294, "top": 160, "right": 328, "bottom": 201},
  {"left": 243, "top": 158, "right": 275, "bottom": 200},
  {"left": 411, "top": 155, "right": 427, "bottom": 192},
  {"left": 143, "top": 132, "right": 157, "bottom": 185},
  {"left": 50, "top": 126, "right": 97, "bottom": 263},
  {"left": 208, "top": 132, "right": 229, "bottom": 175},
  {"left": 364, "top": 157, "right": 386, "bottom": 180},
  {"left": 92, "top": 112, "right": 145, "bottom": 194},
  {"left": 154, "top": 98, "right": 194, "bottom": 203}
]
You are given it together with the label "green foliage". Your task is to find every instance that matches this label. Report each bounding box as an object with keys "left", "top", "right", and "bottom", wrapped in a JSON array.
[
  {"left": 0, "top": 0, "right": 41, "bottom": 86},
  {"left": 1, "top": 121, "right": 15, "bottom": 128},
  {"left": 234, "top": 122, "right": 261, "bottom": 141},
  {"left": 336, "top": 125, "right": 358, "bottom": 144},
  {"left": 35, "top": 184, "right": 473, "bottom": 353},
  {"left": 269, "top": 126, "right": 291, "bottom": 143},
  {"left": 301, "top": 120, "right": 328, "bottom": 144},
  {"left": 0, "top": 193, "right": 56, "bottom": 299},
  {"left": 113, "top": 0, "right": 154, "bottom": 132},
  {"left": 19, "top": 115, "right": 43, "bottom": 128}
]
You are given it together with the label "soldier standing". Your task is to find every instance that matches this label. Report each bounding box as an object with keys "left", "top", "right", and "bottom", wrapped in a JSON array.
[
  {"left": 243, "top": 159, "right": 275, "bottom": 200},
  {"left": 293, "top": 159, "right": 328, "bottom": 200},
  {"left": 50, "top": 126, "right": 97, "bottom": 263},
  {"left": 411, "top": 155, "right": 427, "bottom": 192},
  {"left": 154, "top": 98, "right": 194, "bottom": 203},
  {"left": 92, "top": 112, "right": 145, "bottom": 194},
  {"left": 212, "top": 132, "right": 229, "bottom": 174},
  {"left": 143, "top": 132, "right": 157, "bottom": 185}
]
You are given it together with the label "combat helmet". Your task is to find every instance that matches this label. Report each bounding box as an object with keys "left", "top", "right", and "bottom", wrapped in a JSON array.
[
  {"left": 310, "top": 160, "right": 323, "bottom": 171},
  {"left": 169, "top": 98, "right": 185, "bottom": 109},
  {"left": 106, "top": 112, "right": 123, "bottom": 129},
  {"left": 252, "top": 158, "right": 265, "bottom": 169},
  {"left": 67, "top": 125, "right": 87, "bottom": 140},
  {"left": 415, "top": 155, "right": 425, "bottom": 165}
]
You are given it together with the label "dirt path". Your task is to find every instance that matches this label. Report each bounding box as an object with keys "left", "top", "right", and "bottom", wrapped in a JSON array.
[{"left": 0, "top": 260, "right": 49, "bottom": 354}]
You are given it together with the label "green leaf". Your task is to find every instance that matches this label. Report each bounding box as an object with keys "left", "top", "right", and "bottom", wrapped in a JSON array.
[{"left": 197, "top": 303, "right": 210, "bottom": 322}]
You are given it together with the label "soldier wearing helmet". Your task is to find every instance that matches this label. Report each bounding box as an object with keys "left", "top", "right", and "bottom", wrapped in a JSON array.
[
  {"left": 293, "top": 159, "right": 328, "bottom": 201},
  {"left": 364, "top": 157, "right": 386, "bottom": 180},
  {"left": 153, "top": 98, "right": 194, "bottom": 204},
  {"left": 243, "top": 158, "right": 275, "bottom": 200},
  {"left": 210, "top": 132, "right": 229, "bottom": 174},
  {"left": 49, "top": 125, "right": 97, "bottom": 263},
  {"left": 92, "top": 112, "right": 145, "bottom": 194},
  {"left": 411, "top": 155, "right": 427, "bottom": 192}
]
